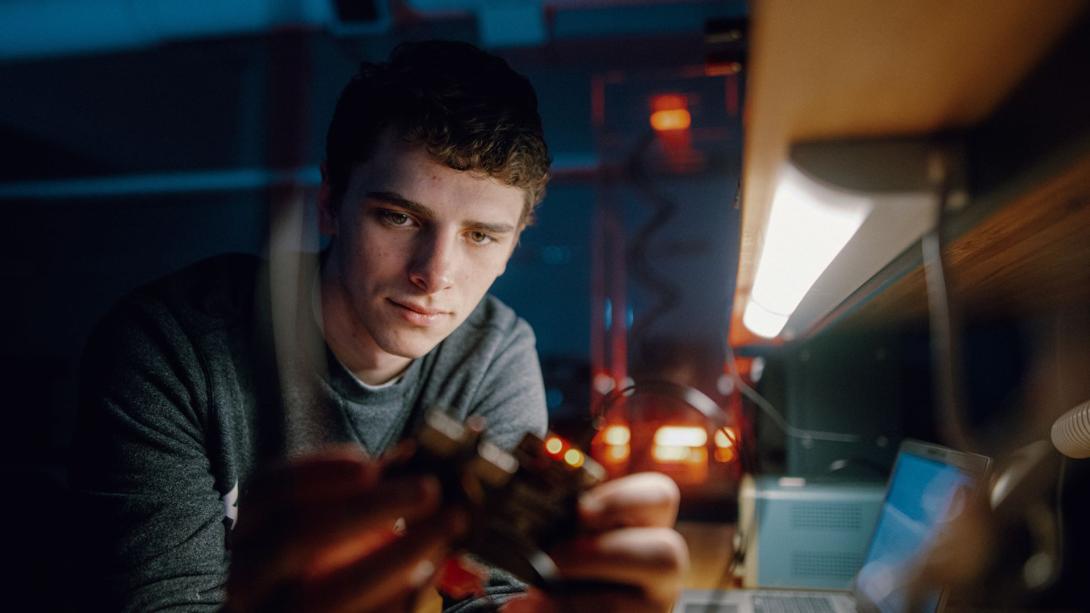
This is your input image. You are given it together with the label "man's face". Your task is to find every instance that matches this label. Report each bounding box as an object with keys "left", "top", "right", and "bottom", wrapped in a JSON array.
[{"left": 319, "top": 132, "right": 526, "bottom": 362}]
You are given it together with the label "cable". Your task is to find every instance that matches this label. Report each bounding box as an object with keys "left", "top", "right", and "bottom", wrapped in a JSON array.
[
  {"left": 701, "top": 211, "right": 863, "bottom": 610},
  {"left": 589, "top": 377, "right": 755, "bottom": 607},
  {"left": 720, "top": 171, "right": 858, "bottom": 445},
  {"left": 624, "top": 131, "right": 683, "bottom": 358},
  {"left": 1053, "top": 457, "right": 1067, "bottom": 588},
  {"left": 724, "top": 343, "right": 860, "bottom": 443},
  {"left": 921, "top": 150, "right": 978, "bottom": 453},
  {"left": 695, "top": 342, "right": 858, "bottom": 613}
]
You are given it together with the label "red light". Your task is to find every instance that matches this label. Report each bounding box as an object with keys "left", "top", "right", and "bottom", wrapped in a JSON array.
[
  {"left": 649, "top": 94, "right": 691, "bottom": 132},
  {"left": 651, "top": 93, "right": 687, "bottom": 112},
  {"left": 650, "top": 109, "right": 692, "bottom": 131}
]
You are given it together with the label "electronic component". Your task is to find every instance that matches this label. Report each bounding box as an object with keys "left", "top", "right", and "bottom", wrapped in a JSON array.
[{"left": 390, "top": 409, "right": 606, "bottom": 587}]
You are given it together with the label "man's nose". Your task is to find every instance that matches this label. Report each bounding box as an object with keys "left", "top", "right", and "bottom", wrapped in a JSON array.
[{"left": 409, "top": 230, "right": 456, "bottom": 293}]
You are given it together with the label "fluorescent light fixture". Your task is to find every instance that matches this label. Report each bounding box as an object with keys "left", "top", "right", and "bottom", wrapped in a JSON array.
[
  {"left": 744, "top": 162, "right": 872, "bottom": 338},
  {"left": 741, "top": 138, "right": 965, "bottom": 340}
]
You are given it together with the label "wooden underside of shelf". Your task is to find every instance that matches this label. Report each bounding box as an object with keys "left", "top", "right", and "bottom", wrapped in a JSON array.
[
  {"left": 845, "top": 151, "right": 1090, "bottom": 329},
  {"left": 729, "top": 0, "right": 1088, "bottom": 347}
]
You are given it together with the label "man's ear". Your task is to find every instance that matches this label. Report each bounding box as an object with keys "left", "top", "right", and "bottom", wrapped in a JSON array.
[{"left": 317, "top": 162, "right": 337, "bottom": 236}]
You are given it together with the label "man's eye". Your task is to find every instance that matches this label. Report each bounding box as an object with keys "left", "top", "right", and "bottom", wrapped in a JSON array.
[
  {"left": 380, "top": 211, "right": 411, "bottom": 226},
  {"left": 468, "top": 231, "right": 494, "bottom": 245}
]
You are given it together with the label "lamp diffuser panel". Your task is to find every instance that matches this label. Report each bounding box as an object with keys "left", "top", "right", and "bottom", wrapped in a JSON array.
[{"left": 745, "top": 163, "right": 872, "bottom": 338}]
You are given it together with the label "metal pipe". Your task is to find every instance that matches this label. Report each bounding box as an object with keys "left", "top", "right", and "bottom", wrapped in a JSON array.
[
  {"left": 0, "top": 154, "right": 600, "bottom": 200},
  {"left": 0, "top": 0, "right": 338, "bottom": 60}
]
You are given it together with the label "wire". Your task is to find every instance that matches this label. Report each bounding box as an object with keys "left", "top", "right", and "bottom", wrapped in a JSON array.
[
  {"left": 624, "top": 131, "right": 683, "bottom": 357},
  {"left": 724, "top": 343, "right": 861, "bottom": 443},
  {"left": 701, "top": 205, "right": 862, "bottom": 609},
  {"left": 921, "top": 149, "right": 978, "bottom": 453},
  {"left": 721, "top": 171, "right": 858, "bottom": 445},
  {"left": 696, "top": 342, "right": 858, "bottom": 613},
  {"left": 1053, "top": 457, "right": 1067, "bottom": 584}
]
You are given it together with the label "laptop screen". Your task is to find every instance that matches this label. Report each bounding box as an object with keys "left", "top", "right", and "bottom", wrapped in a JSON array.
[{"left": 853, "top": 441, "right": 988, "bottom": 613}]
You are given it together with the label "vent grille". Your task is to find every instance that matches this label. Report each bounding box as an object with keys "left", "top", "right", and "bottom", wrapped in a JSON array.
[
  {"left": 792, "top": 551, "right": 862, "bottom": 579},
  {"left": 790, "top": 502, "right": 862, "bottom": 530}
]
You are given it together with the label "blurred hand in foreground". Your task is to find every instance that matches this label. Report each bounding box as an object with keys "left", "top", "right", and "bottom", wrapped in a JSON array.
[
  {"left": 226, "top": 445, "right": 466, "bottom": 613},
  {"left": 505, "top": 472, "right": 689, "bottom": 613}
]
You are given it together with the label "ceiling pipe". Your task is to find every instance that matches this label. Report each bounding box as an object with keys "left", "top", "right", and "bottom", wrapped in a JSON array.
[
  {"left": 0, "top": 0, "right": 390, "bottom": 61},
  {"left": 0, "top": 0, "right": 735, "bottom": 60},
  {"left": 0, "top": 153, "right": 602, "bottom": 200}
]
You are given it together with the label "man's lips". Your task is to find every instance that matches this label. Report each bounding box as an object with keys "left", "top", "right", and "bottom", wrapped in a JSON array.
[
  {"left": 389, "top": 299, "right": 449, "bottom": 316},
  {"left": 388, "top": 299, "right": 452, "bottom": 325}
]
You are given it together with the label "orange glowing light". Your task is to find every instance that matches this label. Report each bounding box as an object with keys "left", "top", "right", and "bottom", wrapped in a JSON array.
[
  {"left": 650, "top": 109, "right": 691, "bottom": 131},
  {"left": 654, "top": 426, "right": 707, "bottom": 447},
  {"left": 651, "top": 93, "right": 686, "bottom": 112},
  {"left": 689, "top": 447, "right": 708, "bottom": 465},
  {"left": 653, "top": 445, "right": 709, "bottom": 465},
  {"left": 652, "top": 445, "right": 692, "bottom": 462},
  {"left": 714, "top": 427, "right": 736, "bottom": 449},
  {"left": 715, "top": 447, "right": 736, "bottom": 463},
  {"left": 604, "top": 445, "right": 630, "bottom": 462},
  {"left": 545, "top": 437, "right": 564, "bottom": 455},
  {"left": 649, "top": 94, "right": 691, "bottom": 132},
  {"left": 602, "top": 424, "right": 631, "bottom": 446},
  {"left": 563, "top": 448, "right": 585, "bottom": 468}
]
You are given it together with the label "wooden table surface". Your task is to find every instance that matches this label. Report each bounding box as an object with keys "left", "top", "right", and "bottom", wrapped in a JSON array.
[{"left": 677, "top": 520, "right": 739, "bottom": 591}]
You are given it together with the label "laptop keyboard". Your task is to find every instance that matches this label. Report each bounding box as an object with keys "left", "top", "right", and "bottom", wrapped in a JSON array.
[
  {"left": 683, "top": 605, "right": 740, "bottom": 613},
  {"left": 751, "top": 594, "right": 837, "bottom": 613}
]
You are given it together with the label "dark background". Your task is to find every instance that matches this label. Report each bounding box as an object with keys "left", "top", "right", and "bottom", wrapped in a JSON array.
[{"left": 2, "top": 0, "right": 1088, "bottom": 609}]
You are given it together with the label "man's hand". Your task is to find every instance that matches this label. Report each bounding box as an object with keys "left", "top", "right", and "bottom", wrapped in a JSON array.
[
  {"left": 507, "top": 472, "right": 689, "bottom": 613},
  {"left": 226, "top": 446, "right": 466, "bottom": 612}
]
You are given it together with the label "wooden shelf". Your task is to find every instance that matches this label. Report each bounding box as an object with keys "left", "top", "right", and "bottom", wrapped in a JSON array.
[
  {"left": 846, "top": 151, "right": 1090, "bottom": 329},
  {"left": 729, "top": 0, "right": 1088, "bottom": 347}
]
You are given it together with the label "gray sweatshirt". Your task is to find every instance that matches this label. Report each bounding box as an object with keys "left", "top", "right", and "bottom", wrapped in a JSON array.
[{"left": 70, "top": 253, "right": 547, "bottom": 611}]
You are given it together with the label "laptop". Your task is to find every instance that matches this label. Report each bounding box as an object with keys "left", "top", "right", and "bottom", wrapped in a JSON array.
[{"left": 675, "top": 439, "right": 991, "bottom": 613}]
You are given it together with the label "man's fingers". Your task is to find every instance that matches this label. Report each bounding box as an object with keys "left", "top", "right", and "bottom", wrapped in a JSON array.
[
  {"left": 237, "top": 472, "right": 440, "bottom": 543},
  {"left": 579, "top": 472, "right": 680, "bottom": 530},
  {"left": 550, "top": 527, "right": 689, "bottom": 606},
  {"left": 541, "top": 472, "right": 685, "bottom": 611},
  {"left": 300, "top": 509, "right": 467, "bottom": 613},
  {"left": 230, "top": 473, "right": 441, "bottom": 598}
]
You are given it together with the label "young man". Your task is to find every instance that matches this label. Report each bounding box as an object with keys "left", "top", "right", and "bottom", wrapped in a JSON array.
[{"left": 71, "top": 40, "right": 687, "bottom": 612}]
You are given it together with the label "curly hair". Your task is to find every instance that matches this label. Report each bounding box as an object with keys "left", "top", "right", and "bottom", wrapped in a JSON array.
[{"left": 324, "top": 40, "right": 551, "bottom": 225}]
